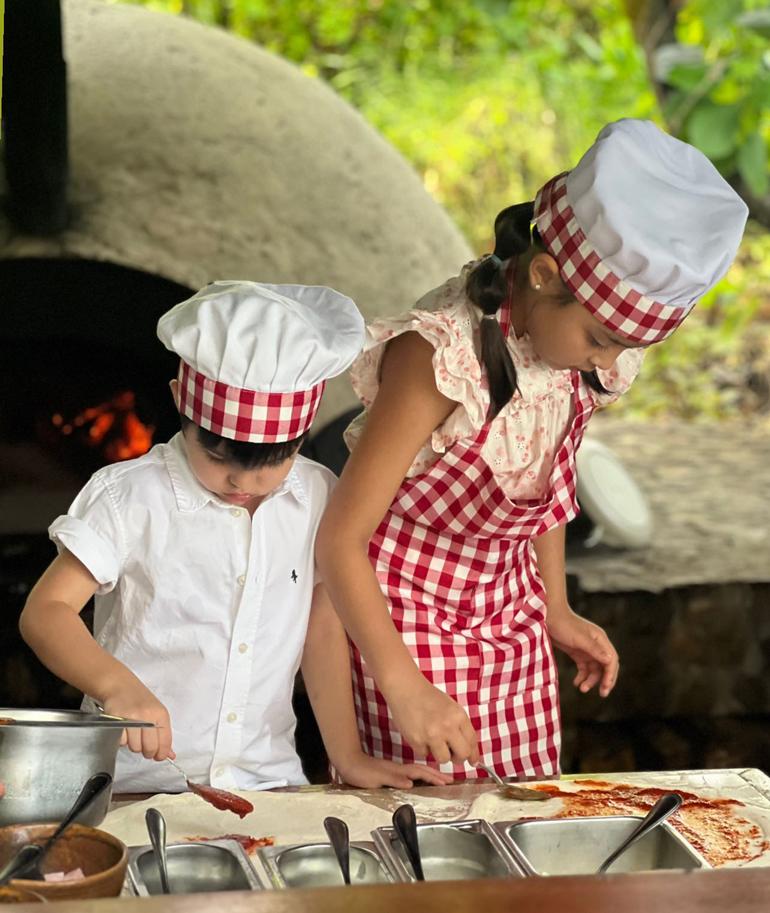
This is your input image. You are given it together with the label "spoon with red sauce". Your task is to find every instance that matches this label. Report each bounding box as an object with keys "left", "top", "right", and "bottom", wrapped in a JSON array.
[{"left": 166, "top": 760, "right": 254, "bottom": 819}]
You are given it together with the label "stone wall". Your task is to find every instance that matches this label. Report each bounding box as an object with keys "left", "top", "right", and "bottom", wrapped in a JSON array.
[
  {"left": 560, "top": 417, "right": 770, "bottom": 775},
  {"left": 559, "top": 581, "right": 770, "bottom": 774}
]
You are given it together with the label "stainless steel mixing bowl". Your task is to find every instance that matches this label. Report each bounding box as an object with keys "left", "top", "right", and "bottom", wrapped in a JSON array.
[{"left": 0, "top": 708, "right": 153, "bottom": 826}]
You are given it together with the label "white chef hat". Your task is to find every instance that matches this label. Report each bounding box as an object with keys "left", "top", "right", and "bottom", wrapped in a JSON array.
[
  {"left": 534, "top": 119, "right": 748, "bottom": 344},
  {"left": 157, "top": 280, "right": 365, "bottom": 442}
]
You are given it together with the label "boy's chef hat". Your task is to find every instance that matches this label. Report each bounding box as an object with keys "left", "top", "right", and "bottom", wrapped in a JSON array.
[
  {"left": 158, "top": 280, "right": 365, "bottom": 443},
  {"left": 534, "top": 119, "right": 748, "bottom": 344}
]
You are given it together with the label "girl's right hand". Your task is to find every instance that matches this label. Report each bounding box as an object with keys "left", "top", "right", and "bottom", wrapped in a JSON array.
[
  {"left": 386, "top": 674, "right": 479, "bottom": 765},
  {"left": 102, "top": 684, "right": 175, "bottom": 762}
]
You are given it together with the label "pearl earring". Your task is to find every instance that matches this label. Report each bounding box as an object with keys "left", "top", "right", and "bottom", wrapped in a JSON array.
[{"left": 534, "top": 283, "right": 541, "bottom": 291}]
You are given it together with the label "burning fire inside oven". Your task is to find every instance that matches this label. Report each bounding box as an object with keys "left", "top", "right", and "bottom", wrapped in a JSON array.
[{"left": 50, "top": 391, "right": 154, "bottom": 463}]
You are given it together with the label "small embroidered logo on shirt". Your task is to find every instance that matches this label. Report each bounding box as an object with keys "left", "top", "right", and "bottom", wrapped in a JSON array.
[{"left": 291, "top": 570, "right": 298, "bottom": 583}]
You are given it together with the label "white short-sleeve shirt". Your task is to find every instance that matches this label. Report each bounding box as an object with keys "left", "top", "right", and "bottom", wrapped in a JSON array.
[{"left": 48, "top": 433, "right": 335, "bottom": 793}]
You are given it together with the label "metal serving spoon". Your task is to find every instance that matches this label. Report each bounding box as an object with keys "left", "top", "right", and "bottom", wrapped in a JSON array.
[
  {"left": 392, "top": 804, "right": 425, "bottom": 882},
  {"left": 476, "top": 763, "right": 549, "bottom": 802},
  {"left": 597, "top": 792, "right": 683, "bottom": 873},
  {"left": 0, "top": 772, "right": 113, "bottom": 885},
  {"left": 145, "top": 807, "right": 172, "bottom": 894},
  {"left": 323, "top": 816, "right": 351, "bottom": 885}
]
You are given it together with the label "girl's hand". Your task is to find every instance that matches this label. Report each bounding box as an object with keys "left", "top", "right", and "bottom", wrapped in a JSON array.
[
  {"left": 384, "top": 674, "right": 479, "bottom": 766},
  {"left": 102, "top": 684, "right": 175, "bottom": 762},
  {"left": 547, "top": 608, "right": 619, "bottom": 697},
  {"left": 335, "top": 754, "right": 454, "bottom": 789}
]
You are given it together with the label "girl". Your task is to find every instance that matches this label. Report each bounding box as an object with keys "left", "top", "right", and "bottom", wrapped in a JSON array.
[{"left": 316, "top": 119, "right": 748, "bottom": 779}]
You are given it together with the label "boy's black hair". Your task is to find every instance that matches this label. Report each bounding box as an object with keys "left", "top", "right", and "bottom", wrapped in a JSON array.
[
  {"left": 466, "top": 201, "right": 608, "bottom": 418},
  {"left": 180, "top": 415, "right": 306, "bottom": 469}
]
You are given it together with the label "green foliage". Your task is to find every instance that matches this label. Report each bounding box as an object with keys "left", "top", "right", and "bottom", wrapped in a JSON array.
[
  {"left": 665, "top": 0, "right": 770, "bottom": 197},
  {"left": 614, "top": 226, "right": 770, "bottom": 420},
  {"left": 119, "top": 0, "right": 769, "bottom": 421}
]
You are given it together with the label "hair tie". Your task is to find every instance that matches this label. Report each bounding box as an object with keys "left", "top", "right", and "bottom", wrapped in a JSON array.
[
  {"left": 481, "top": 313, "right": 498, "bottom": 321},
  {"left": 487, "top": 253, "right": 503, "bottom": 267}
]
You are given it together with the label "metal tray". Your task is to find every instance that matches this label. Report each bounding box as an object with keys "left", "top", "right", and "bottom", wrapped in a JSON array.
[
  {"left": 494, "top": 815, "right": 711, "bottom": 876},
  {"left": 258, "top": 840, "right": 391, "bottom": 888},
  {"left": 372, "top": 818, "right": 524, "bottom": 882},
  {"left": 127, "top": 839, "right": 264, "bottom": 895}
]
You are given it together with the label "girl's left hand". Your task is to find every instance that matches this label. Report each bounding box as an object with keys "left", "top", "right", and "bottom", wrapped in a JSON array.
[
  {"left": 546, "top": 608, "right": 619, "bottom": 698},
  {"left": 335, "top": 754, "right": 455, "bottom": 789}
]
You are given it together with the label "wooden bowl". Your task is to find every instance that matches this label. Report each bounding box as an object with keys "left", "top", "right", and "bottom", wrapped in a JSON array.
[
  {"left": 0, "top": 823, "right": 127, "bottom": 900},
  {"left": 0, "top": 885, "right": 47, "bottom": 903}
]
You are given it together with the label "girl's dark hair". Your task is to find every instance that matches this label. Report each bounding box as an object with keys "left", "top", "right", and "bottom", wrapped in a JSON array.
[
  {"left": 466, "top": 202, "right": 607, "bottom": 418},
  {"left": 180, "top": 415, "right": 305, "bottom": 469}
]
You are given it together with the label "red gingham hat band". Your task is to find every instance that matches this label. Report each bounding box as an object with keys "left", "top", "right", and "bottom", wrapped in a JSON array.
[
  {"left": 534, "top": 173, "right": 687, "bottom": 345},
  {"left": 175, "top": 360, "right": 324, "bottom": 443}
]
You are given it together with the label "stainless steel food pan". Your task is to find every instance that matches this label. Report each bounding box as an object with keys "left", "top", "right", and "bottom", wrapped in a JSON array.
[
  {"left": 495, "top": 815, "right": 710, "bottom": 876},
  {"left": 372, "top": 818, "right": 524, "bottom": 882},
  {"left": 259, "top": 841, "right": 390, "bottom": 888},
  {"left": 127, "top": 839, "right": 264, "bottom": 895}
]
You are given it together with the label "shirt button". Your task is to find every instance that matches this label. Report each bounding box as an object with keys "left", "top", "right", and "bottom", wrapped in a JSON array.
[
  {"left": 237, "top": 575, "right": 246, "bottom": 586},
  {"left": 216, "top": 767, "right": 225, "bottom": 777},
  {"left": 230, "top": 508, "right": 242, "bottom": 518},
  {"left": 226, "top": 712, "right": 237, "bottom": 723},
  {"left": 238, "top": 643, "right": 248, "bottom": 654}
]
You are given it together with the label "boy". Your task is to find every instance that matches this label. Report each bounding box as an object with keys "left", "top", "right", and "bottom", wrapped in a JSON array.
[{"left": 20, "top": 281, "right": 450, "bottom": 793}]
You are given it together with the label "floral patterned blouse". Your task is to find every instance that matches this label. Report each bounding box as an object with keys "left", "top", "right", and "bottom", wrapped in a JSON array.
[{"left": 345, "top": 263, "right": 645, "bottom": 500}]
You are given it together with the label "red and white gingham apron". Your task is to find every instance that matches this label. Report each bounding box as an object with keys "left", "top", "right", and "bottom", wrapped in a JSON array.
[{"left": 350, "top": 299, "right": 595, "bottom": 780}]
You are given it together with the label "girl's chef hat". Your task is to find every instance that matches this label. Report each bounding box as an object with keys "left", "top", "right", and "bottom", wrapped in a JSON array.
[
  {"left": 158, "top": 280, "right": 364, "bottom": 442},
  {"left": 534, "top": 118, "right": 749, "bottom": 344}
]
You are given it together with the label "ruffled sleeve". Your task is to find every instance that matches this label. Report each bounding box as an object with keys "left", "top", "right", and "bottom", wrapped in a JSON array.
[
  {"left": 345, "top": 273, "right": 489, "bottom": 470},
  {"left": 592, "top": 347, "right": 646, "bottom": 405}
]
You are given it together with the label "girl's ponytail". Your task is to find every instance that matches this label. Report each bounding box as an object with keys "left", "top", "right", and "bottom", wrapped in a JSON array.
[
  {"left": 466, "top": 202, "right": 535, "bottom": 418},
  {"left": 467, "top": 201, "right": 608, "bottom": 416}
]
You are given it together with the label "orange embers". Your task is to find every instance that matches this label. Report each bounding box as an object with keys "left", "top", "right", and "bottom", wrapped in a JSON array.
[
  {"left": 52, "top": 391, "right": 154, "bottom": 462},
  {"left": 531, "top": 780, "right": 770, "bottom": 866}
]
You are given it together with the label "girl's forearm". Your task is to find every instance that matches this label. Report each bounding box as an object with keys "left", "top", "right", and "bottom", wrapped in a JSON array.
[
  {"left": 301, "top": 590, "right": 363, "bottom": 768},
  {"left": 20, "top": 599, "right": 138, "bottom": 702},
  {"left": 532, "top": 524, "right": 570, "bottom": 617}
]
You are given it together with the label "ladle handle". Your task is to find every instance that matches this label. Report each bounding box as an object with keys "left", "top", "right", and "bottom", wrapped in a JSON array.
[
  {"left": 146, "top": 807, "right": 172, "bottom": 894},
  {"left": 0, "top": 772, "right": 113, "bottom": 884},
  {"left": 46, "top": 772, "right": 113, "bottom": 846},
  {"left": 597, "top": 792, "right": 683, "bottom": 873},
  {"left": 323, "top": 816, "right": 351, "bottom": 885},
  {"left": 392, "top": 804, "right": 425, "bottom": 882},
  {"left": 0, "top": 845, "right": 43, "bottom": 887},
  {"left": 477, "top": 763, "right": 506, "bottom": 788}
]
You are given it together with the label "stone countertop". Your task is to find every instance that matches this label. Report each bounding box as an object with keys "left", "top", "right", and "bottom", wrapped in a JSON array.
[
  {"left": 107, "top": 768, "right": 770, "bottom": 869},
  {"left": 70, "top": 770, "right": 768, "bottom": 913},
  {"left": 566, "top": 419, "right": 770, "bottom": 593}
]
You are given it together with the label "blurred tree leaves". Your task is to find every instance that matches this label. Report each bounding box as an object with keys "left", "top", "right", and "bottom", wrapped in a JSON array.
[
  {"left": 120, "top": 0, "right": 769, "bottom": 420},
  {"left": 629, "top": 0, "right": 770, "bottom": 210}
]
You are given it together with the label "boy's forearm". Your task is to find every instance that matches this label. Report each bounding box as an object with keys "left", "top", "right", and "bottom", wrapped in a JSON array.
[{"left": 20, "top": 599, "right": 137, "bottom": 703}]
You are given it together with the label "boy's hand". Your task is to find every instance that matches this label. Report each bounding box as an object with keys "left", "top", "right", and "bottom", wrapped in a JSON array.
[
  {"left": 102, "top": 684, "right": 175, "bottom": 761},
  {"left": 384, "top": 674, "right": 479, "bottom": 767},
  {"left": 547, "top": 607, "right": 619, "bottom": 698},
  {"left": 335, "top": 753, "right": 455, "bottom": 789}
]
